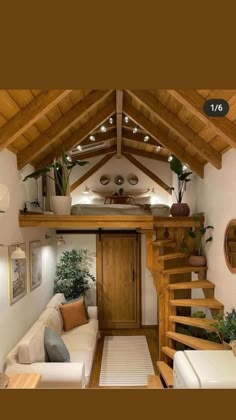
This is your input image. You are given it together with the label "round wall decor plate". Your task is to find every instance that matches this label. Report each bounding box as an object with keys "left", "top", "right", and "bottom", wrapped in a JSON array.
[
  {"left": 100, "top": 175, "right": 110, "bottom": 185},
  {"left": 128, "top": 174, "right": 139, "bottom": 185},
  {"left": 115, "top": 175, "right": 124, "bottom": 185}
]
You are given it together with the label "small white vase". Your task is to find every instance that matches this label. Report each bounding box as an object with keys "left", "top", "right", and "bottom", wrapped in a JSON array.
[{"left": 51, "top": 196, "right": 72, "bottom": 215}]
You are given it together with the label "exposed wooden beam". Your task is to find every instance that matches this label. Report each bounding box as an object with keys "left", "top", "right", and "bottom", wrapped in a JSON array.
[
  {"left": 70, "top": 153, "right": 115, "bottom": 192},
  {"left": 0, "top": 90, "right": 72, "bottom": 152},
  {"left": 123, "top": 100, "right": 204, "bottom": 178},
  {"left": 123, "top": 153, "right": 172, "bottom": 195},
  {"left": 80, "top": 128, "right": 116, "bottom": 146},
  {"left": 71, "top": 145, "right": 116, "bottom": 160},
  {"left": 123, "top": 128, "right": 159, "bottom": 146},
  {"left": 168, "top": 89, "right": 236, "bottom": 149},
  {"left": 17, "top": 90, "right": 113, "bottom": 169},
  {"left": 127, "top": 90, "right": 221, "bottom": 169},
  {"left": 35, "top": 102, "right": 116, "bottom": 169},
  {"left": 116, "top": 90, "right": 123, "bottom": 158},
  {"left": 122, "top": 145, "right": 168, "bottom": 162}
]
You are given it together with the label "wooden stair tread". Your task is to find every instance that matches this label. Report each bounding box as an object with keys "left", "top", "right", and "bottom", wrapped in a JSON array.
[
  {"left": 169, "top": 315, "right": 217, "bottom": 331},
  {"left": 163, "top": 266, "right": 207, "bottom": 275},
  {"left": 147, "top": 375, "right": 164, "bottom": 389},
  {"left": 161, "top": 346, "right": 176, "bottom": 359},
  {"left": 158, "top": 252, "right": 187, "bottom": 261},
  {"left": 156, "top": 361, "right": 173, "bottom": 388},
  {"left": 167, "top": 331, "right": 230, "bottom": 350},
  {"left": 167, "top": 280, "right": 215, "bottom": 290},
  {"left": 153, "top": 240, "right": 176, "bottom": 247},
  {"left": 170, "top": 298, "right": 223, "bottom": 308}
]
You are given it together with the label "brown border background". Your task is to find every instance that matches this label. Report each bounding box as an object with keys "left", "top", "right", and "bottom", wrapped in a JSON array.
[{"left": 1, "top": 0, "right": 236, "bottom": 417}]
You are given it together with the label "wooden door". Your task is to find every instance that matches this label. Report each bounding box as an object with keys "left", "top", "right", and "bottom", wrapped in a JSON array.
[{"left": 97, "top": 233, "right": 141, "bottom": 329}]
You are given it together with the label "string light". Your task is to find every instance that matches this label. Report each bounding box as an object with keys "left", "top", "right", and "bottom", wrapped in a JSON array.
[
  {"left": 168, "top": 155, "right": 173, "bottom": 162},
  {"left": 77, "top": 145, "right": 82, "bottom": 151},
  {"left": 89, "top": 135, "right": 95, "bottom": 141},
  {"left": 100, "top": 125, "right": 107, "bottom": 133},
  {"left": 133, "top": 127, "right": 138, "bottom": 134},
  {"left": 144, "top": 135, "right": 149, "bottom": 142},
  {"left": 124, "top": 116, "right": 129, "bottom": 123},
  {"left": 156, "top": 146, "right": 161, "bottom": 152},
  {"left": 109, "top": 117, "right": 113, "bottom": 124}
]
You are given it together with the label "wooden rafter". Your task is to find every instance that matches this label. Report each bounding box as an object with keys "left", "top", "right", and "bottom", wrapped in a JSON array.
[
  {"left": 122, "top": 145, "right": 168, "bottom": 162},
  {"left": 72, "top": 145, "right": 116, "bottom": 160},
  {"left": 0, "top": 90, "right": 72, "bottom": 152},
  {"left": 123, "top": 100, "right": 204, "bottom": 178},
  {"left": 168, "top": 89, "right": 236, "bottom": 148},
  {"left": 70, "top": 153, "right": 115, "bottom": 192},
  {"left": 17, "top": 90, "right": 113, "bottom": 169},
  {"left": 35, "top": 102, "right": 116, "bottom": 169},
  {"left": 79, "top": 128, "right": 116, "bottom": 146},
  {"left": 116, "top": 90, "right": 123, "bottom": 158},
  {"left": 123, "top": 128, "right": 158, "bottom": 146},
  {"left": 127, "top": 90, "right": 222, "bottom": 169},
  {"left": 123, "top": 153, "right": 172, "bottom": 195}
]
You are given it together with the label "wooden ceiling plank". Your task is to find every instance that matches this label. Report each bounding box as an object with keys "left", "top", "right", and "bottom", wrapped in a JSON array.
[
  {"left": 116, "top": 89, "right": 123, "bottom": 158},
  {"left": 123, "top": 101, "right": 204, "bottom": 178},
  {"left": 123, "top": 153, "right": 171, "bottom": 195},
  {"left": 35, "top": 102, "right": 116, "bottom": 169},
  {"left": 122, "top": 145, "right": 168, "bottom": 162},
  {"left": 70, "top": 153, "right": 115, "bottom": 192},
  {"left": 168, "top": 89, "right": 236, "bottom": 148},
  {"left": 127, "top": 90, "right": 221, "bottom": 169},
  {"left": 0, "top": 90, "right": 72, "bottom": 152},
  {"left": 17, "top": 90, "right": 112, "bottom": 169}
]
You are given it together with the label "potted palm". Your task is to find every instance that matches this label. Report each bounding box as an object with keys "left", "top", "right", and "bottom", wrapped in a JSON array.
[
  {"left": 187, "top": 221, "right": 213, "bottom": 266},
  {"left": 211, "top": 308, "right": 236, "bottom": 347},
  {"left": 169, "top": 156, "right": 192, "bottom": 217},
  {"left": 23, "top": 148, "right": 88, "bottom": 215}
]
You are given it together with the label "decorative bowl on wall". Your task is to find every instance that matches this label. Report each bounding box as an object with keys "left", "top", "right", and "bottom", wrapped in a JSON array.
[
  {"left": 128, "top": 175, "right": 139, "bottom": 185},
  {"left": 100, "top": 175, "right": 110, "bottom": 185},
  {"left": 115, "top": 175, "right": 124, "bottom": 185}
]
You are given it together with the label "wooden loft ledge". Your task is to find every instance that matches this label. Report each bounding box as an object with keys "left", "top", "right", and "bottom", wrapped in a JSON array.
[{"left": 18, "top": 214, "right": 202, "bottom": 230}]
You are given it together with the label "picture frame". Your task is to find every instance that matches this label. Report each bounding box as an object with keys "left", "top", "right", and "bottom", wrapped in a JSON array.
[
  {"left": 8, "top": 243, "right": 27, "bottom": 305},
  {"left": 29, "top": 240, "right": 42, "bottom": 291}
]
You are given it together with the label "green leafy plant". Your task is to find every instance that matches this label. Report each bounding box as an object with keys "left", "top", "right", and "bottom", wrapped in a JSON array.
[
  {"left": 187, "top": 219, "right": 214, "bottom": 256},
  {"left": 54, "top": 249, "right": 95, "bottom": 300},
  {"left": 168, "top": 156, "right": 192, "bottom": 203},
  {"left": 23, "top": 147, "right": 89, "bottom": 196},
  {"left": 211, "top": 308, "right": 236, "bottom": 343}
]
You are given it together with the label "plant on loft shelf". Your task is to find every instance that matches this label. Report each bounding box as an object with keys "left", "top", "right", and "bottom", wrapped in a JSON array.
[
  {"left": 184, "top": 218, "right": 214, "bottom": 266},
  {"left": 211, "top": 308, "right": 236, "bottom": 349},
  {"left": 23, "top": 147, "right": 89, "bottom": 215},
  {"left": 168, "top": 155, "right": 192, "bottom": 217},
  {"left": 54, "top": 249, "right": 95, "bottom": 301}
]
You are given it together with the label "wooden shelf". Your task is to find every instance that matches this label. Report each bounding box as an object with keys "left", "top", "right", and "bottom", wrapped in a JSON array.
[{"left": 154, "top": 217, "right": 203, "bottom": 227}]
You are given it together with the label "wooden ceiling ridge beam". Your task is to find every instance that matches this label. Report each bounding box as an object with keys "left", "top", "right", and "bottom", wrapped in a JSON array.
[
  {"left": 127, "top": 89, "right": 221, "bottom": 169},
  {"left": 0, "top": 90, "right": 72, "bottom": 152},
  {"left": 123, "top": 100, "right": 204, "bottom": 178},
  {"left": 122, "top": 145, "right": 168, "bottom": 162},
  {"left": 17, "top": 89, "right": 113, "bottom": 169},
  {"left": 116, "top": 89, "right": 123, "bottom": 158},
  {"left": 122, "top": 152, "right": 172, "bottom": 195},
  {"left": 70, "top": 153, "right": 115, "bottom": 192},
  {"left": 168, "top": 89, "right": 236, "bottom": 148},
  {"left": 35, "top": 101, "right": 116, "bottom": 169}
]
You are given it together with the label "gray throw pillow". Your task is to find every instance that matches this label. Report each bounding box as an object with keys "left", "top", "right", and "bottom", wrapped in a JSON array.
[{"left": 44, "top": 327, "right": 70, "bottom": 362}]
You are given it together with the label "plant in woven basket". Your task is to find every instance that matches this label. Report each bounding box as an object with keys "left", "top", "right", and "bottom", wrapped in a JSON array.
[{"left": 54, "top": 249, "right": 95, "bottom": 300}]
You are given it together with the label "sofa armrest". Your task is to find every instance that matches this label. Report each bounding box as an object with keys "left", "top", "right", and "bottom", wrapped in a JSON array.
[
  {"left": 87, "top": 306, "right": 98, "bottom": 320},
  {"left": 5, "top": 362, "right": 85, "bottom": 389}
]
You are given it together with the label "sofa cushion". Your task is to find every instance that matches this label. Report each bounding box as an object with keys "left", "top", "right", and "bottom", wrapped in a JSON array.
[
  {"left": 44, "top": 327, "right": 70, "bottom": 363},
  {"left": 62, "top": 297, "right": 89, "bottom": 320},
  {"left": 18, "top": 321, "right": 46, "bottom": 364},
  {"left": 39, "top": 307, "right": 63, "bottom": 335},
  {"left": 47, "top": 293, "right": 66, "bottom": 310},
  {"left": 61, "top": 320, "right": 98, "bottom": 352},
  {"left": 59, "top": 299, "right": 89, "bottom": 332}
]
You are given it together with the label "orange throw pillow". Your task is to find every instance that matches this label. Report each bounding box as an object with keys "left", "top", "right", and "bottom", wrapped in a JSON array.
[{"left": 59, "top": 299, "right": 89, "bottom": 331}]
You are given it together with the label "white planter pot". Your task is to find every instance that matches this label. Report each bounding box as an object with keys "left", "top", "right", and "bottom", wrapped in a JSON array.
[{"left": 51, "top": 196, "right": 72, "bottom": 215}]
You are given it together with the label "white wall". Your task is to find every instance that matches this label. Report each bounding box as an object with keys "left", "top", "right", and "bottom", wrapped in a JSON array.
[
  {"left": 193, "top": 149, "right": 236, "bottom": 312},
  {"left": 71, "top": 154, "right": 172, "bottom": 206},
  {"left": 0, "top": 149, "right": 57, "bottom": 370},
  {"left": 56, "top": 233, "right": 157, "bottom": 325}
]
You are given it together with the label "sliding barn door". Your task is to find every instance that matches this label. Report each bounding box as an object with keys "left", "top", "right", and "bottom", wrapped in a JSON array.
[{"left": 97, "top": 233, "right": 141, "bottom": 329}]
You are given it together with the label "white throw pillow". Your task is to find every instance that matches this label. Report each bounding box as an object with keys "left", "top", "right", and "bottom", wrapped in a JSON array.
[
  {"left": 18, "top": 321, "right": 46, "bottom": 364},
  {"left": 39, "top": 307, "right": 63, "bottom": 335}
]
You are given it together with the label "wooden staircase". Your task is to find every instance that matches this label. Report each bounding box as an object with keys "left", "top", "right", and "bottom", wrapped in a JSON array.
[{"left": 147, "top": 222, "right": 230, "bottom": 389}]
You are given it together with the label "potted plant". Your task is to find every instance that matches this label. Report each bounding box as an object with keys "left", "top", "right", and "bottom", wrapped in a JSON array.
[
  {"left": 187, "top": 220, "right": 213, "bottom": 266},
  {"left": 23, "top": 147, "right": 88, "bottom": 215},
  {"left": 54, "top": 249, "right": 95, "bottom": 300},
  {"left": 169, "top": 155, "right": 192, "bottom": 217},
  {"left": 211, "top": 308, "right": 236, "bottom": 346}
]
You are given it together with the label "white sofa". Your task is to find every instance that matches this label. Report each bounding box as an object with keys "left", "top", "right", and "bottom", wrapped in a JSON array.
[{"left": 5, "top": 293, "right": 99, "bottom": 388}]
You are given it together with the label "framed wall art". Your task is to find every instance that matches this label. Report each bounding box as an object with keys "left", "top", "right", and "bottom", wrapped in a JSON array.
[
  {"left": 29, "top": 241, "right": 42, "bottom": 291},
  {"left": 8, "top": 243, "right": 27, "bottom": 305}
]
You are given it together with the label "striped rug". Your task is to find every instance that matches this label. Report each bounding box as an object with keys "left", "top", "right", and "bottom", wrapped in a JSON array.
[{"left": 99, "top": 336, "right": 155, "bottom": 387}]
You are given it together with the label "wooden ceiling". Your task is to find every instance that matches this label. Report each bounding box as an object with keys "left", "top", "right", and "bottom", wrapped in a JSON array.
[{"left": 0, "top": 89, "right": 236, "bottom": 178}]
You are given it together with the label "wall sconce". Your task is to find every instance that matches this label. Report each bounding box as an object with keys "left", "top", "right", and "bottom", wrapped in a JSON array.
[
  {"left": 11, "top": 244, "right": 26, "bottom": 260},
  {"left": 0, "top": 184, "right": 10, "bottom": 213},
  {"left": 57, "top": 236, "right": 66, "bottom": 246}
]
